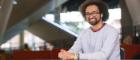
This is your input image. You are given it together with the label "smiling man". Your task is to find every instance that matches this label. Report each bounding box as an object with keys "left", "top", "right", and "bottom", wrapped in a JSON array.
[{"left": 58, "top": 0, "right": 120, "bottom": 60}]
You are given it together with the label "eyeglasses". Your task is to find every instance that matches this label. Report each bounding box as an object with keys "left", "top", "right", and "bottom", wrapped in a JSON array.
[{"left": 85, "top": 11, "right": 100, "bottom": 16}]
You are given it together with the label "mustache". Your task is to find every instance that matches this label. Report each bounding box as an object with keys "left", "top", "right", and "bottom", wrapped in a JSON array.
[{"left": 88, "top": 18, "right": 97, "bottom": 21}]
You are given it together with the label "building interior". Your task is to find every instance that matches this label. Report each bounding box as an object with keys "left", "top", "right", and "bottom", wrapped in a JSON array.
[{"left": 0, "top": 0, "right": 140, "bottom": 60}]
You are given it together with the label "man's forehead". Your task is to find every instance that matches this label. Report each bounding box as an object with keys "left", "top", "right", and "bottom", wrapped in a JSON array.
[{"left": 85, "top": 5, "right": 99, "bottom": 12}]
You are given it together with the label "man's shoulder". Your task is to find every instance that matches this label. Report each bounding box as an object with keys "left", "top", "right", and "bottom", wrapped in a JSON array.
[{"left": 105, "top": 24, "right": 119, "bottom": 33}]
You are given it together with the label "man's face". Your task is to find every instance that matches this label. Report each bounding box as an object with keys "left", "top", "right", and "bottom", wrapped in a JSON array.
[{"left": 85, "top": 5, "right": 102, "bottom": 26}]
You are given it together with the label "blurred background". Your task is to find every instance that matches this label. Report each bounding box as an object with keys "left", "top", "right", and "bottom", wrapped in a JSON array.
[{"left": 0, "top": 0, "right": 140, "bottom": 60}]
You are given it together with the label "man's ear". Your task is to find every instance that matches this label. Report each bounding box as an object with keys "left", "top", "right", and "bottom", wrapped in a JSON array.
[{"left": 101, "top": 14, "right": 103, "bottom": 18}]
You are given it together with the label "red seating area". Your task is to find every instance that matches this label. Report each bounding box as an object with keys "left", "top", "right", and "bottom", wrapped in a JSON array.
[
  {"left": 121, "top": 44, "right": 140, "bottom": 59},
  {"left": 11, "top": 49, "right": 61, "bottom": 60},
  {"left": 11, "top": 45, "right": 140, "bottom": 60}
]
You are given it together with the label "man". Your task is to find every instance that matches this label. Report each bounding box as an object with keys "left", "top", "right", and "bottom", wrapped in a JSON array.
[{"left": 58, "top": 0, "right": 120, "bottom": 60}]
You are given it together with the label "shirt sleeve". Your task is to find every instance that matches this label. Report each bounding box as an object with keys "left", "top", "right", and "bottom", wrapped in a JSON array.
[
  {"left": 79, "top": 30, "right": 120, "bottom": 60},
  {"left": 68, "top": 30, "right": 85, "bottom": 53}
]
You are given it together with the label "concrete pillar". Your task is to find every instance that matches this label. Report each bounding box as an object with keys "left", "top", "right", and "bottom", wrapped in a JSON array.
[
  {"left": 120, "top": 0, "right": 134, "bottom": 37},
  {"left": 19, "top": 31, "right": 24, "bottom": 50},
  {"left": 53, "top": 0, "right": 61, "bottom": 24},
  {"left": 0, "top": 0, "right": 13, "bottom": 45},
  {"left": 125, "top": 0, "right": 140, "bottom": 26}
]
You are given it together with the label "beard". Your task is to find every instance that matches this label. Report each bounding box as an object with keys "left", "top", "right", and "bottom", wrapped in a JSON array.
[{"left": 88, "top": 18, "right": 100, "bottom": 26}]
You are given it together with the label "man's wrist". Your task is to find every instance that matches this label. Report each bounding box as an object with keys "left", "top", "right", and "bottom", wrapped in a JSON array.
[{"left": 74, "top": 53, "right": 79, "bottom": 60}]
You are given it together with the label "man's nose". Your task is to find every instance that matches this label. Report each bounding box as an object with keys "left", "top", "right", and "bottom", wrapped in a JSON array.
[{"left": 88, "top": 15, "right": 95, "bottom": 19}]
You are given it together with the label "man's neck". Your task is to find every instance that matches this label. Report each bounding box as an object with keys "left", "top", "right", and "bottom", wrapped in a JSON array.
[{"left": 91, "top": 21, "right": 105, "bottom": 32}]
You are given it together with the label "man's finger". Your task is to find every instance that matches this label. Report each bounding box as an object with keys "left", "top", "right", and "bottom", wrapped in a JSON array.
[{"left": 60, "top": 49, "right": 66, "bottom": 52}]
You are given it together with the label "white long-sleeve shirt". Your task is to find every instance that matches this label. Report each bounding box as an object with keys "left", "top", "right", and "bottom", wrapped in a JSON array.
[{"left": 69, "top": 24, "right": 120, "bottom": 60}]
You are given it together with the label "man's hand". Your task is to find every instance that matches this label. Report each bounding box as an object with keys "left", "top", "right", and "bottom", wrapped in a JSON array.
[{"left": 58, "top": 49, "right": 76, "bottom": 60}]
